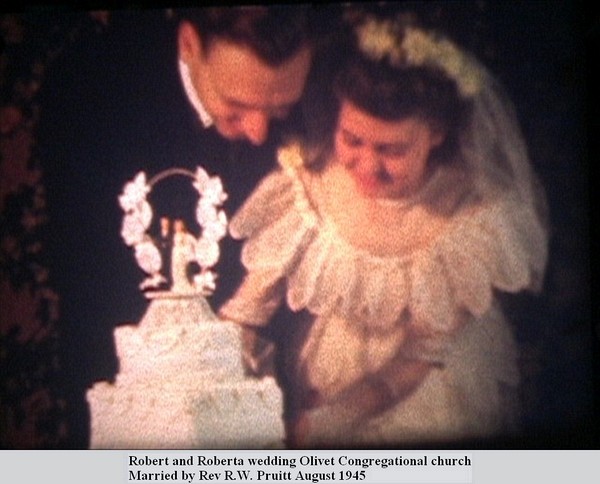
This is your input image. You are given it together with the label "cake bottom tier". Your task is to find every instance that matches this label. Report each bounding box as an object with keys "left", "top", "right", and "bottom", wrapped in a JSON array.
[{"left": 87, "top": 376, "right": 285, "bottom": 449}]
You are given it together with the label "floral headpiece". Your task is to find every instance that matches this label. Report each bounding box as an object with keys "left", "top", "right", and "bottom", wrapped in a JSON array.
[{"left": 356, "top": 17, "right": 482, "bottom": 97}]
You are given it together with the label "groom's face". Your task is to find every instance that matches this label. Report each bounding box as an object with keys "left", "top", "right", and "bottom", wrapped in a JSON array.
[{"left": 180, "top": 24, "right": 312, "bottom": 146}]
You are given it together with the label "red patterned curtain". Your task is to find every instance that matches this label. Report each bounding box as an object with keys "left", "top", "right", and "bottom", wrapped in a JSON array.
[{"left": 0, "top": 10, "right": 109, "bottom": 449}]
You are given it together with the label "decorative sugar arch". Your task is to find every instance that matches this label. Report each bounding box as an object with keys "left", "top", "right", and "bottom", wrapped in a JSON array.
[{"left": 118, "top": 166, "right": 228, "bottom": 295}]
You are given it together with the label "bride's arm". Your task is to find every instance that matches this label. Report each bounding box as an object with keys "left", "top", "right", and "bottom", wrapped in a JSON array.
[
  {"left": 289, "top": 319, "right": 466, "bottom": 447},
  {"left": 289, "top": 353, "right": 436, "bottom": 447},
  {"left": 218, "top": 271, "right": 285, "bottom": 326},
  {"left": 218, "top": 272, "right": 286, "bottom": 376}
]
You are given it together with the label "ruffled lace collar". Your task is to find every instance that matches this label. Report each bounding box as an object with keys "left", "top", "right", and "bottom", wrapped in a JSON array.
[{"left": 230, "top": 151, "right": 548, "bottom": 335}]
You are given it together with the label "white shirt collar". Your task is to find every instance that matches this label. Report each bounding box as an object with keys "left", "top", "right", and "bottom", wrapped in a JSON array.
[{"left": 178, "top": 58, "right": 213, "bottom": 128}]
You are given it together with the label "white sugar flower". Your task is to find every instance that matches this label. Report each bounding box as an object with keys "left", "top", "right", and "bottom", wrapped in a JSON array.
[
  {"left": 121, "top": 213, "right": 147, "bottom": 246},
  {"left": 196, "top": 199, "right": 219, "bottom": 227},
  {"left": 140, "top": 273, "right": 167, "bottom": 290},
  {"left": 194, "top": 270, "right": 217, "bottom": 294},
  {"left": 192, "top": 166, "right": 210, "bottom": 192},
  {"left": 118, "top": 172, "right": 150, "bottom": 212},
  {"left": 202, "top": 210, "right": 228, "bottom": 241},
  {"left": 138, "top": 200, "right": 153, "bottom": 229},
  {"left": 193, "top": 168, "right": 227, "bottom": 205},
  {"left": 195, "top": 238, "right": 220, "bottom": 268},
  {"left": 204, "top": 177, "right": 227, "bottom": 206},
  {"left": 134, "top": 240, "right": 162, "bottom": 275}
]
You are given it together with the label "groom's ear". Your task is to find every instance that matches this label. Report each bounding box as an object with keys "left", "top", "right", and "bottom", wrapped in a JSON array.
[{"left": 178, "top": 21, "right": 203, "bottom": 64}]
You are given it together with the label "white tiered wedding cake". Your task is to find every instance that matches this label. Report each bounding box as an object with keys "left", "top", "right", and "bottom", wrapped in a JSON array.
[{"left": 86, "top": 167, "right": 285, "bottom": 449}]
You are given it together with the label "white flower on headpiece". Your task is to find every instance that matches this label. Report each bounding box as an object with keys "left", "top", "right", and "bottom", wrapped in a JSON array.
[
  {"left": 356, "top": 18, "right": 399, "bottom": 63},
  {"left": 402, "top": 27, "right": 482, "bottom": 97},
  {"left": 400, "top": 27, "right": 435, "bottom": 65},
  {"left": 356, "top": 17, "right": 482, "bottom": 97}
]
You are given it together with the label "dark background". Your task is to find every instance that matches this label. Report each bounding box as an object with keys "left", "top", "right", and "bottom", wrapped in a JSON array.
[{"left": 0, "top": 1, "right": 596, "bottom": 448}]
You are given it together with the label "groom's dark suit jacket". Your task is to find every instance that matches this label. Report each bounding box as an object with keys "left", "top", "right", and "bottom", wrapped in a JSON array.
[{"left": 37, "top": 10, "right": 297, "bottom": 447}]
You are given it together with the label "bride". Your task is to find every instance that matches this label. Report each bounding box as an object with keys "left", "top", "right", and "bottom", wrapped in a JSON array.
[
  {"left": 171, "top": 218, "right": 197, "bottom": 292},
  {"left": 220, "top": 8, "right": 549, "bottom": 448}
]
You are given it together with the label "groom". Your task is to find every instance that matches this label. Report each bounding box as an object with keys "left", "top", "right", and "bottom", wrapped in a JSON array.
[
  {"left": 173, "top": 6, "right": 316, "bottom": 306},
  {"left": 39, "top": 6, "right": 332, "bottom": 447},
  {"left": 177, "top": 7, "right": 312, "bottom": 147}
]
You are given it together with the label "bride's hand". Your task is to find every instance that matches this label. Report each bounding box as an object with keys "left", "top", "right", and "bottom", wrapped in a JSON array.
[{"left": 240, "top": 326, "right": 274, "bottom": 377}]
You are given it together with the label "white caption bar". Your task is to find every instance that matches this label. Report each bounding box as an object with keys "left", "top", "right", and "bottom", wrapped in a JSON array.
[{"left": 126, "top": 451, "right": 472, "bottom": 483}]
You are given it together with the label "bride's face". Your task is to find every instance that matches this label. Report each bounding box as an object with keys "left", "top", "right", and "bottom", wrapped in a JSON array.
[{"left": 334, "top": 100, "right": 444, "bottom": 199}]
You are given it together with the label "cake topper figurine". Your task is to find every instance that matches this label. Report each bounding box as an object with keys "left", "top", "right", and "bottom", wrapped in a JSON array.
[{"left": 118, "top": 166, "right": 228, "bottom": 297}]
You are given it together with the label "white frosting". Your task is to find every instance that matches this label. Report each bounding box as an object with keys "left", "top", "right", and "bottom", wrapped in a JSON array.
[{"left": 87, "top": 296, "right": 285, "bottom": 449}]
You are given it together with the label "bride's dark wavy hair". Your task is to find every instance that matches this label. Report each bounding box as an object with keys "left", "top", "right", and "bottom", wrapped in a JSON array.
[{"left": 302, "top": 14, "right": 473, "bottom": 171}]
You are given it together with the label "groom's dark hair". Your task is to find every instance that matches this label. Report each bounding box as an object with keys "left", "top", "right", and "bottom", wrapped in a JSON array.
[{"left": 178, "top": 5, "right": 316, "bottom": 66}]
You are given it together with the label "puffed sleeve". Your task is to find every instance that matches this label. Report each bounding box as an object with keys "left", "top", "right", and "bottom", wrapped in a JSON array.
[{"left": 219, "top": 168, "right": 318, "bottom": 326}]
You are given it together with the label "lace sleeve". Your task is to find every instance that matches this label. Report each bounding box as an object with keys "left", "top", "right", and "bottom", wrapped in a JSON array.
[
  {"left": 218, "top": 270, "right": 285, "bottom": 326},
  {"left": 220, "top": 167, "right": 319, "bottom": 325}
]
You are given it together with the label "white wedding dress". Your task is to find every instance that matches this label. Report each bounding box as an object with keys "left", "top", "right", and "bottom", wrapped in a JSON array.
[{"left": 221, "top": 137, "right": 548, "bottom": 445}]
